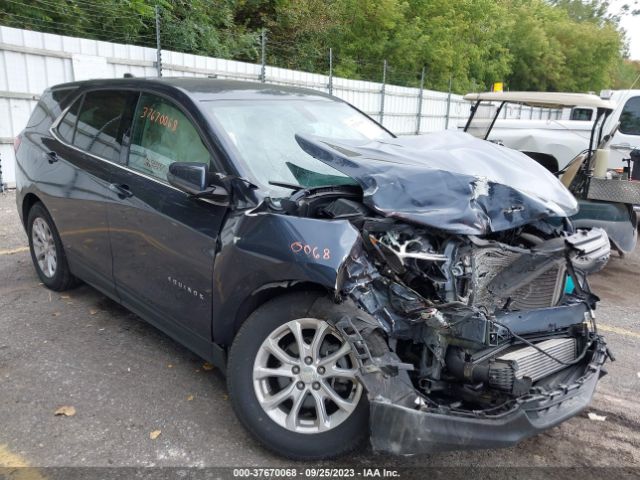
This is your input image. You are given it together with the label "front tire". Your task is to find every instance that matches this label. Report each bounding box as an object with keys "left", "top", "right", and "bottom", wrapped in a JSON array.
[
  {"left": 27, "top": 202, "right": 77, "bottom": 291},
  {"left": 227, "top": 292, "right": 368, "bottom": 460}
]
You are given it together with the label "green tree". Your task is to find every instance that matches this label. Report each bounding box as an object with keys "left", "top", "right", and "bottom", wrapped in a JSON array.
[
  {"left": 613, "top": 60, "right": 640, "bottom": 89},
  {"left": 0, "top": 0, "right": 634, "bottom": 93}
]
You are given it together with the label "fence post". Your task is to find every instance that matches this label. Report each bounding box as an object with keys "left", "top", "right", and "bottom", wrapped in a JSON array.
[
  {"left": 415, "top": 66, "right": 425, "bottom": 135},
  {"left": 328, "top": 48, "right": 333, "bottom": 95},
  {"left": 155, "top": 5, "right": 162, "bottom": 77},
  {"left": 379, "top": 59, "right": 387, "bottom": 124},
  {"left": 444, "top": 76, "right": 452, "bottom": 129},
  {"left": 260, "top": 29, "right": 267, "bottom": 83}
]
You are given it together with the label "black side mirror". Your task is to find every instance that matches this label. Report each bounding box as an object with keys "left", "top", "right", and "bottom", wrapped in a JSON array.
[
  {"left": 167, "top": 162, "right": 231, "bottom": 204},
  {"left": 167, "top": 162, "right": 208, "bottom": 194}
]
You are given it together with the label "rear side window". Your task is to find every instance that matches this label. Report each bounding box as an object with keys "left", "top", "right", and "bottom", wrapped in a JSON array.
[
  {"left": 72, "top": 90, "right": 137, "bottom": 162},
  {"left": 56, "top": 96, "right": 81, "bottom": 144},
  {"left": 128, "top": 93, "right": 211, "bottom": 181},
  {"left": 619, "top": 96, "right": 640, "bottom": 136}
]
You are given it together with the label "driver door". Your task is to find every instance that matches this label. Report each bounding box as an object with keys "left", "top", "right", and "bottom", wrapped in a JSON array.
[
  {"left": 107, "top": 92, "right": 228, "bottom": 353},
  {"left": 610, "top": 95, "right": 640, "bottom": 169}
]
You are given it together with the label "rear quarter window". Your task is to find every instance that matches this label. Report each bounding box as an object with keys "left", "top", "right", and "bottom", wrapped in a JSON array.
[
  {"left": 26, "top": 87, "right": 78, "bottom": 130},
  {"left": 570, "top": 108, "right": 593, "bottom": 121}
]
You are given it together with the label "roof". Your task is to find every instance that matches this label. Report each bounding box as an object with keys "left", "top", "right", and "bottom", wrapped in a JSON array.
[
  {"left": 50, "top": 77, "right": 335, "bottom": 101},
  {"left": 463, "top": 91, "right": 615, "bottom": 109}
]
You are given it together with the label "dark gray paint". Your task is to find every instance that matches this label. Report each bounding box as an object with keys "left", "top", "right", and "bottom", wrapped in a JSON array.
[{"left": 296, "top": 130, "right": 578, "bottom": 234}]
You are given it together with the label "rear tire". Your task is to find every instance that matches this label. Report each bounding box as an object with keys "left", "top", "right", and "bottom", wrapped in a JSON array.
[
  {"left": 227, "top": 292, "right": 368, "bottom": 460},
  {"left": 27, "top": 202, "right": 78, "bottom": 291}
]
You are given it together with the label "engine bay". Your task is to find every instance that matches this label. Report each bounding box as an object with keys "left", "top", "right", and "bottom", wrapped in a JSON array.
[{"left": 273, "top": 184, "right": 611, "bottom": 415}]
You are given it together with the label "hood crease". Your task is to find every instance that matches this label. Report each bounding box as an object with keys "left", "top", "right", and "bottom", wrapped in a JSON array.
[{"left": 295, "top": 131, "right": 578, "bottom": 235}]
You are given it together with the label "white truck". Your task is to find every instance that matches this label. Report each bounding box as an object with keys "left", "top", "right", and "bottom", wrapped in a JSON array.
[
  {"left": 462, "top": 91, "right": 639, "bottom": 255},
  {"left": 464, "top": 90, "right": 640, "bottom": 173}
]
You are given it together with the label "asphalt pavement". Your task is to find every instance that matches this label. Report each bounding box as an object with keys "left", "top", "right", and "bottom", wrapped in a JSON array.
[{"left": 0, "top": 190, "right": 639, "bottom": 474}]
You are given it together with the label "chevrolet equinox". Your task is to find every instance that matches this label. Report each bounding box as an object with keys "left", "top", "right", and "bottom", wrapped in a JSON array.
[{"left": 15, "top": 78, "right": 612, "bottom": 459}]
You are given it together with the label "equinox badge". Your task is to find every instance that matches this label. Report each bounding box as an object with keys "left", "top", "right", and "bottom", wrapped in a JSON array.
[{"left": 167, "top": 275, "right": 204, "bottom": 301}]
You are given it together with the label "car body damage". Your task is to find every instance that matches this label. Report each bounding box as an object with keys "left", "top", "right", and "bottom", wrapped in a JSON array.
[
  {"left": 18, "top": 78, "right": 615, "bottom": 458},
  {"left": 231, "top": 130, "right": 614, "bottom": 454},
  {"left": 294, "top": 131, "right": 578, "bottom": 234},
  {"left": 210, "top": 211, "right": 361, "bottom": 344}
]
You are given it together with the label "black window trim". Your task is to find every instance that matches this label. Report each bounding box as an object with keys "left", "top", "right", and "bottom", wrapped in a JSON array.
[
  {"left": 50, "top": 85, "right": 226, "bottom": 192},
  {"left": 70, "top": 93, "right": 85, "bottom": 145},
  {"left": 52, "top": 92, "right": 84, "bottom": 145}
]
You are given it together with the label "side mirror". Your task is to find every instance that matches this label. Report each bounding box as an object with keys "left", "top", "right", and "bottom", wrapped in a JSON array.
[
  {"left": 167, "top": 162, "right": 209, "bottom": 194},
  {"left": 167, "top": 162, "right": 231, "bottom": 204}
]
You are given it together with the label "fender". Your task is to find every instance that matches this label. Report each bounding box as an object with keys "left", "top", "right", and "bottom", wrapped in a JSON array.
[{"left": 210, "top": 210, "right": 361, "bottom": 345}]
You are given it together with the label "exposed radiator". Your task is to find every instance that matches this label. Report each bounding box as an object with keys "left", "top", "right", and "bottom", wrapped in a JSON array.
[
  {"left": 488, "top": 338, "right": 577, "bottom": 392},
  {"left": 471, "top": 247, "right": 565, "bottom": 311}
]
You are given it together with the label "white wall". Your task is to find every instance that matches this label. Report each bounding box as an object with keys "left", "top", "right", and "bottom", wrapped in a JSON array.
[{"left": 0, "top": 26, "right": 546, "bottom": 187}]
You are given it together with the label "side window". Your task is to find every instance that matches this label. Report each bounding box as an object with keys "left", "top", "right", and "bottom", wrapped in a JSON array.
[
  {"left": 128, "top": 93, "right": 211, "bottom": 181},
  {"left": 570, "top": 108, "right": 593, "bottom": 121},
  {"left": 56, "top": 95, "right": 82, "bottom": 144},
  {"left": 619, "top": 96, "right": 640, "bottom": 136},
  {"left": 73, "top": 90, "right": 136, "bottom": 162}
]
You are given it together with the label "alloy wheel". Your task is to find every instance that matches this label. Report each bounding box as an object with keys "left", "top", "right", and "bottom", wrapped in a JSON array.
[
  {"left": 252, "top": 318, "right": 363, "bottom": 434},
  {"left": 32, "top": 217, "right": 57, "bottom": 278}
]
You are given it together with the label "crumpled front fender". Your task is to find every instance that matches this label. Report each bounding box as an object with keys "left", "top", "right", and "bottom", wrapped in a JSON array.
[{"left": 210, "top": 211, "right": 361, "bottom": 345}]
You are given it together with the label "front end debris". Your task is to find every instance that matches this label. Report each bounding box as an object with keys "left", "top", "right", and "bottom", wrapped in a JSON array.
[
  {"left": 258, "top": 131, "right": 614, "bottom": 454},
  {"left": 330, "top": 221, "right": 612, "bottom": 454}
]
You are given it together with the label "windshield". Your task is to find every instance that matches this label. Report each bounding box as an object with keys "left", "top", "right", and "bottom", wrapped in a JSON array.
[
  {"left": 200, "top": 98, "right": 392, "bottom": 196},
  {"left": 465, "top": 101, "right": 563, "bottom": 139}
]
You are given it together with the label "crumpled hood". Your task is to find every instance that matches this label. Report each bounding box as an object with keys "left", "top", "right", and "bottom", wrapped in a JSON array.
[{"left": 295, "top": 130, "right": 578, "bottom": 235}]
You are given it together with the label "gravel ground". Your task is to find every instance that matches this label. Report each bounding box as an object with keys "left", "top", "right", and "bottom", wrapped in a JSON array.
[{"left": 0, "top": 189, "right": 639, "bottom": 475}]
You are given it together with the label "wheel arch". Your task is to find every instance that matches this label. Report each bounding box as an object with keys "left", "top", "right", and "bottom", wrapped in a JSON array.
[
  {"left": 228, "top": 281, "right": 328, "bottom": 344},
  {"left": 21, "top": 192, "right": 43, "bottom": 229}
]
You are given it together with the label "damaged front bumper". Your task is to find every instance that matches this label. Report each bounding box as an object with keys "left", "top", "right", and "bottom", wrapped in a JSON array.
[{"left": 368, "top": 336, "right": 608, "bottom": 455}]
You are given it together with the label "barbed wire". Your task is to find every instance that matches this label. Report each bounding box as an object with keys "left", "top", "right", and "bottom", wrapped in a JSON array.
[
  {"left": 39, "top": 0, "right": 153, "bottom": 19},
  {"left": 28, "top": 0, "right": 152, "bottom": 19},
  {"left": 0, "top": 0, "right": 447, "bottom": 90},
  {"left": 0, "top": 12, "right": 157, "bottom": 43}
]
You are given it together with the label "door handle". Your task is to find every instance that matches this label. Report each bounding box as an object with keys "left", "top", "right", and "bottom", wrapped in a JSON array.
[
  {"left": 610, "top": 143, "right": 632, "bottom": 151},
  {"left": 109, "top": 183, "right": 134, "bottom": 199},
  {"left": 46, "top": 151, "right": 58, "bottom": 164}
]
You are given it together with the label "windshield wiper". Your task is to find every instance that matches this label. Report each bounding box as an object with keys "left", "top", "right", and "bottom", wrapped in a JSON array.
[{"left": 268, "top": 180, "right": 305, "bottom": 191}]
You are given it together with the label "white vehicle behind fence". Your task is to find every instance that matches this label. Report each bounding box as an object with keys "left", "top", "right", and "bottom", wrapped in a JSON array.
[
  {"left": 464, "top": 90, "right": 640, "bottom": 172},
  {"left": 462, "top": 90, "right": 639, "bottom": 255}
]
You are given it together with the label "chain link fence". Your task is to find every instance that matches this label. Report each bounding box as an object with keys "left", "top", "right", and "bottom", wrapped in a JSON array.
[{"left": 0, "top": 21, "right": 558, "bottom": 186}]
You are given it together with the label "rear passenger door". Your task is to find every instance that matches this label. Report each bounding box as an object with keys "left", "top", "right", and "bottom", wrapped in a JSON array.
[
  {"left": 47, "top": 89, "right": 137, "bottom": 296},
  {"left": 108, "top": 92, "right": 228, "bottom": 356}
]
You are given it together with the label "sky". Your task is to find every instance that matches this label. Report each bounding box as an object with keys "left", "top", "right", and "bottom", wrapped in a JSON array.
[{"left": 611, "top": 1, "right": 640, "bottom": 60}]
